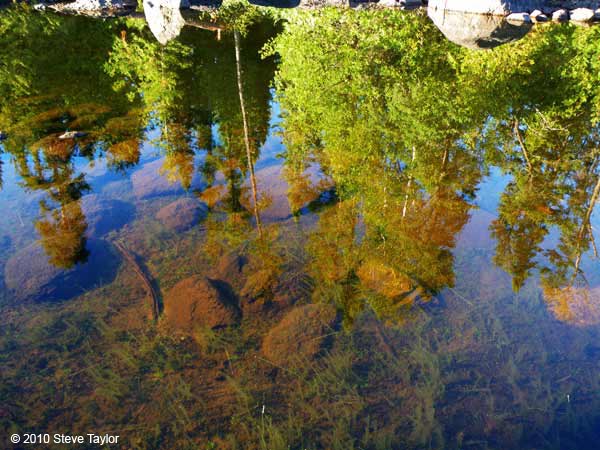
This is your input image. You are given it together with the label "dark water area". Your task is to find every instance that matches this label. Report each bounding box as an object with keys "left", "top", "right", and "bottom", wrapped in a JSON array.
[{"left": 1, "top": 4, "right": 600, "bottom": 450}]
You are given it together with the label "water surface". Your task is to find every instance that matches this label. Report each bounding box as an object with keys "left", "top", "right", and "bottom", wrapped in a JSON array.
[{"left": 1, "top": 5, "right": 600, "bottom": 450}]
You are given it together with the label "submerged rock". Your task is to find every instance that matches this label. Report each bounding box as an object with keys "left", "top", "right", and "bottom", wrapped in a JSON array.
[
  {"left": 544, "top": 285, "right": 600, "bottom": 326},
  {"left": 4, "top": 239, "right": 119, "bottom": 302},
  {"left": 163, "top": 276, "right": 241, "bottom": 331},
  {"left": 101, "top": 180, "right": 133, "bottom": 198},
  {"left": 131, "top": 159, "right": 203, "bottom": 199},
  {"left": 209, "top": 252, "right": 248, "bottom": 292},
  {"left": 428, "top": 7, "right": 532, "bottom": 50},
  {"left": 80, "top": 194, "right": 135, "bottom": 237},
  {"left": 243, "top": 163, "right": 329, "bottom": 222},
  {"left": 132, "top": 159, "right": 180, "bottom": 199},
  {"left": 155, "top": 197, "right": 208, "bottom": 232},
  {"left": 262, "top": 303, "right": 338, "bottom": 366},
  {"left": 243, "top": 164, "right": 293, "bottom": 222},
  {"left": 570, "top": 7, "right": 595, "bottom": 21},
  {"left": 357, "top": 259, "right": 413, "bottom": 299}
]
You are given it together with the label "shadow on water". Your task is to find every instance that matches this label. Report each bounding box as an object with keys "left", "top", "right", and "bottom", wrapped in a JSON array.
[
  {"left": 4, "top": 238, "right": 120, "bottom": 302},
  {"left": 248, "top": 0, "right": 300, "bottom": 7}
]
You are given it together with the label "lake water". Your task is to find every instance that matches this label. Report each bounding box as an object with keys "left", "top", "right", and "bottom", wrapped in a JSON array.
[{"left": 1, "top": 5, "right": 600, "bottom": 450}]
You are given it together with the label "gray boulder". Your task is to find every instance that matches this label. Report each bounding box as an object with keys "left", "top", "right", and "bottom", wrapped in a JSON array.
[
  {"left": 143, "top": 0, "right": 188, "bottom": 45},
  {"left": 570, "top": 7, "right": 595, "bottom": 21},
  {"left": 552, "top": 9, "right": 569, "bottom": 21},
  {"left": 428, "top": 7, "right": 532, "bottom": 50}
]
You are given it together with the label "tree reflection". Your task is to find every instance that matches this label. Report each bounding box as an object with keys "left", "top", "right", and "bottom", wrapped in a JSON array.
[
  {"left": 489, "top": 110, "right": 600, "bottom": 297},
  {"left": 272, "top": 9, "right": 600, "bottom": 323},
  {"left": 4, "top": 6, "right": 600, "bottom": 450},
  {"left": 197, "top": 16, "right": 282, "bottom": 302},
  {"left": 36, "top": 199, "right": 89, "bottom": 269},
  {"left": 15, "top": 139, "right": 90, "bottom": 268},
  {"left": 272, "top": 9, "right": 485, "bottom": 324},
  {"left": 0, "top": 9, "right": 141, "bottom": 267},
  {"left": 304, "top": 149, "right": 480, "bottom": 326},
  {"left": 104, "top": 8, "right": 276, "bottom": 195},
  {"left": 0, "top": 5, "right": 277, "bottom": 268}
]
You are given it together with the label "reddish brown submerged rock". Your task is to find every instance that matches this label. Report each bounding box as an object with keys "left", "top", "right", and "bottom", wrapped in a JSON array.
[
  {"left": 209, "top": 252, "right": 248, "bottom": 292},
  {"left": 262, "top": 303, "right": 338, "bottom": 366},
  {"left": 163, "top": 275, "right": 241, "bottom": 331},
  {"left": 155, "top": 197, "right": 208, "bottom": 232}
]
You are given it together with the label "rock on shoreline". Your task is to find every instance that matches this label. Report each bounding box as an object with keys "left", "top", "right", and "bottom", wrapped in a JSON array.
[
  {"left": 428, "top": 7, "right": 532, "bottom": 49},
  {"left": 45, "top": 0, "right": 136, "bottom": 15},
  {"left": 428, "top": 0, "right": 600, "bottom": 16},
  {"left": 570, "top": 6, "right": 595, "bottom": 20}
]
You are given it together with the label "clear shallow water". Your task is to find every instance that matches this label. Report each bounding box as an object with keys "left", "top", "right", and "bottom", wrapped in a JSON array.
[{"left": 1, "top": 5, "right": 600, "bottom": 450}]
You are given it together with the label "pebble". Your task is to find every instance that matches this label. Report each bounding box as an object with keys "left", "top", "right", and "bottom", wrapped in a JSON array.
[{"left": 59, "top": 131, "right": 87, "bottom": 140}]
